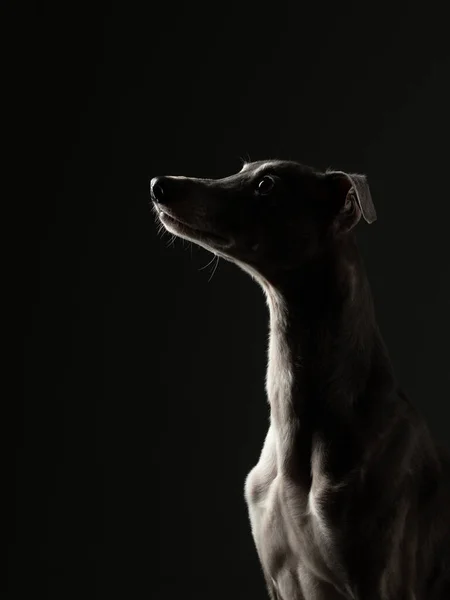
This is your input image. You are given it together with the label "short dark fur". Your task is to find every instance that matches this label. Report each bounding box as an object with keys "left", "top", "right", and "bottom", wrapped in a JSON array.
[{"left": 151, "top": 160, "right": 450, "bottom": 599}]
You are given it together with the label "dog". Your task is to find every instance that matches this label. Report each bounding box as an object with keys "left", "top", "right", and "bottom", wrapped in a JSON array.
[{"left": 150, "top": 159, "right": 450, "bottom": 599}]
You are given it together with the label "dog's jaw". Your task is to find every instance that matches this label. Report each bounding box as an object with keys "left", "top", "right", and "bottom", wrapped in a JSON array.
[{"left": 156, "top": 205, "right": 232, "bottom": 251}]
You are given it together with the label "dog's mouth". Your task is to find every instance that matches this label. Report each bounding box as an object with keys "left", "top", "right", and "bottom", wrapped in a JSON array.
[{"left": 158, "top": 208, "right": 230, "bottom": 247}]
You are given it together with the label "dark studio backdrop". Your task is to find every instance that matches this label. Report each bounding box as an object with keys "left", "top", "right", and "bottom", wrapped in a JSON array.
[{"left": 11, "top": 0, "right": 450, "bottom": 599}]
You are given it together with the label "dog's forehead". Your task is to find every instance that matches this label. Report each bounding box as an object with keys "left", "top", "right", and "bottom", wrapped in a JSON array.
[
  {"left": 239, "top": 160, "right": 316, "bottom": 177},
  {"left": 240, "top": 160, "right": 280, "bottom": 173}
]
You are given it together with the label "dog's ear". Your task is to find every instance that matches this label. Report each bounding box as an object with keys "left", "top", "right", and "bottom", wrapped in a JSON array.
[{"left": 327, "top": 170, "right": 377, "bottom": 233}]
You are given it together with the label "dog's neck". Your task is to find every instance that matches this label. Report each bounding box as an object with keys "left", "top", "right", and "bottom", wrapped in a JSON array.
[{"left": 260, "top": 235, "right": 395, "bottom": 477}]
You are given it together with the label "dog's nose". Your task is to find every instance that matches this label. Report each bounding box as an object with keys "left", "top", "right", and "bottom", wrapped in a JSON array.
[{"left": 150, "top": 176, "right": 166, "bottom": 203}]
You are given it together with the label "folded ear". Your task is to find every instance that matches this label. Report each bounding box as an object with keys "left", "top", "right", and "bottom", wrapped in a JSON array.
[{"left": 327, "top": 170, "right": 377, "bottom": 233}]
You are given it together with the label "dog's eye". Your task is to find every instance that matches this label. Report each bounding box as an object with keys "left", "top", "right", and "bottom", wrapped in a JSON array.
[{"left": 257, "top": 175, "right": 275, "bottom": 196}]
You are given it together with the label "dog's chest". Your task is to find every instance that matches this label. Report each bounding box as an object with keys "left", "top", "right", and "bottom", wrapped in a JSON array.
[{"left": 245, "top": 427, "right": 350, "bottom": 600}]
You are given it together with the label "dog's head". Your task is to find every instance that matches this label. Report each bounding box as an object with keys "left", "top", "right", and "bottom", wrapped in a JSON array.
[{"left": 151, "top": 160, "right": 376, "bottom": 279}]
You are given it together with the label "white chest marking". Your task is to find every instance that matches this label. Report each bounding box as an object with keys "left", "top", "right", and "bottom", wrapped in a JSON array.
[
  {"left": 308, "top": 440, "right": 331, "bottom": 540},
  {"left": 245, "top": 432, "right": 352, "bottom": 599}
]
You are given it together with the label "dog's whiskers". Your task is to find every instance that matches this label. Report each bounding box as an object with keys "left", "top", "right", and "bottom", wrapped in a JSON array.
[
  {"left": 238, "top": 153, "right": 252, "bottom": 170},
  {"left": 199, "top": 254, "right": 217, "bottom": 271},
  {"left": 166, "top": 234, "right": 177, "bottom": 248},
  {"left": 207, "top": 254, "right": 220, "bottom": 282}
]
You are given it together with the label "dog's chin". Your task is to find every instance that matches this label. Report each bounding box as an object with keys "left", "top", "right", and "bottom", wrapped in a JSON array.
[{"left": 159, "top": 211, "right": 231, "bottom": 253}]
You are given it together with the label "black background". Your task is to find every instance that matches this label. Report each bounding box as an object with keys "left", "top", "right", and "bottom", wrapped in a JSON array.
[{"left": 11, "top": 1, "right": 450, "bottom": 599}]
